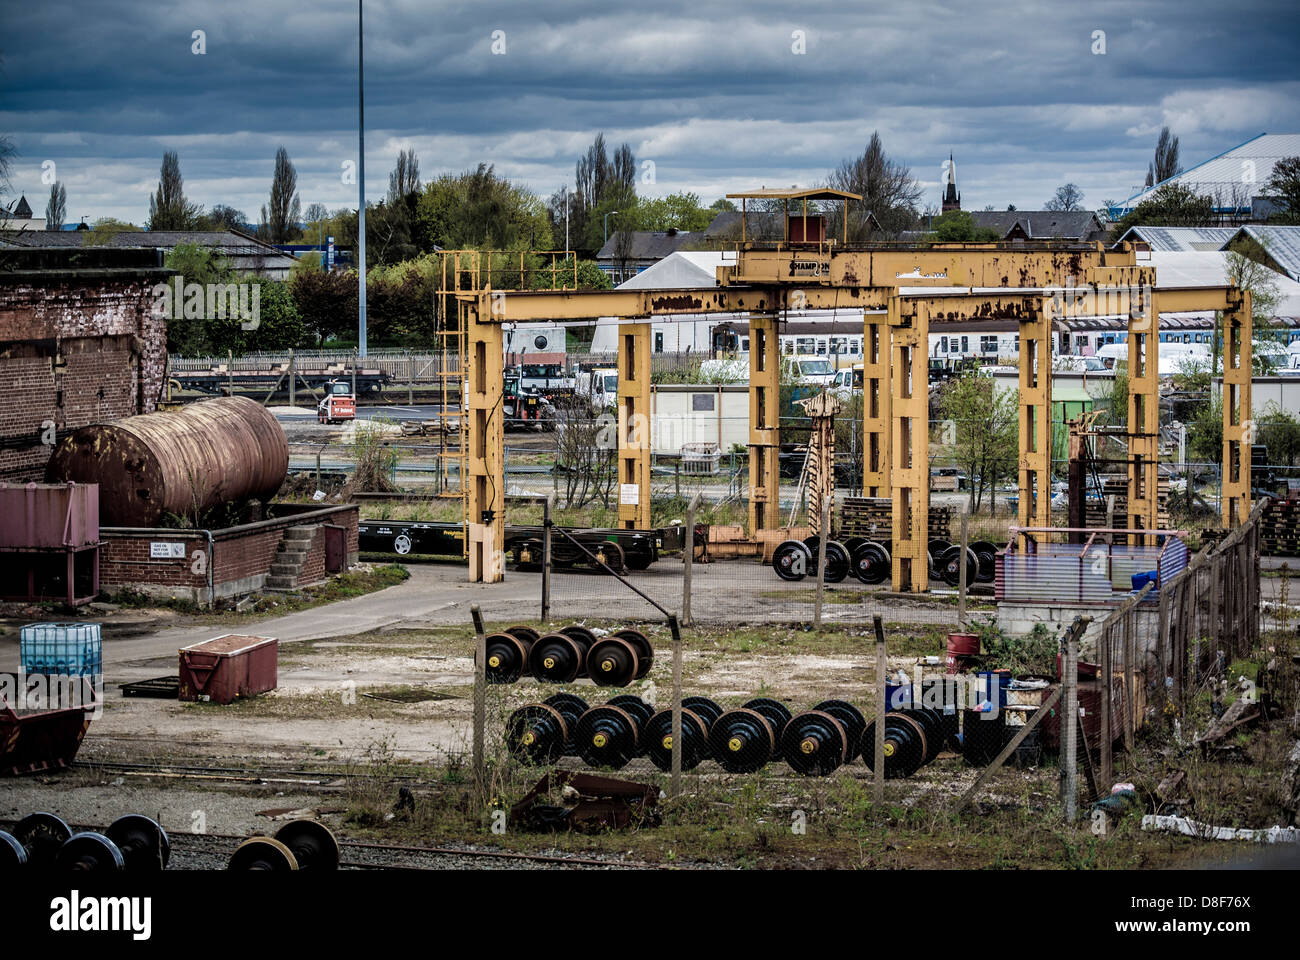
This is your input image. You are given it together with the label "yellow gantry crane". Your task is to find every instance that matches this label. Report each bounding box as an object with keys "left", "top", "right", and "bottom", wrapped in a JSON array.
[{"left": 438, "top": 190, "right": 1251, "bottom": 586}]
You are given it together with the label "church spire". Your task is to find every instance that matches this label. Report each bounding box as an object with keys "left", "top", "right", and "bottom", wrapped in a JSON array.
[{"left": 942, "top": 154, "right": 961, "bottom": 212}]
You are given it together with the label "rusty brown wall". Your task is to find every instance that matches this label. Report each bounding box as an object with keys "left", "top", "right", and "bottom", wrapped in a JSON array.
[{"left": 0, "top": 270, "right": 168, "bottom": 482}]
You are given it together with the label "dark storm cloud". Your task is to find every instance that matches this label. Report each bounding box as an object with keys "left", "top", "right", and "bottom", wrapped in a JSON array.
[{"left": 2, "top": 0, "right": 1297, "bottom": 223}]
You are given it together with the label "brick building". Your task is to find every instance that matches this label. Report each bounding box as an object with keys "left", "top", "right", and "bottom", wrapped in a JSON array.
[{"left": 0, "top": 247, "right": 171, "bottom": 481}]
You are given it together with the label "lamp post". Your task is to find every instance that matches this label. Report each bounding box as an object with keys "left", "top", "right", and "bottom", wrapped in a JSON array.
[
  {"left": 356, "top": 0, "right": 367, "bottom": 357},
  {"left": 603, "top": 210, "right": 620, "bottom": 247}
]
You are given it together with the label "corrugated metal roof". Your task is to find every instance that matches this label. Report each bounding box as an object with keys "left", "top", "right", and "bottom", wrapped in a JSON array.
[
  {"left": 1117, "top": 133, "right": 1300, "bottom": 211},
  {"left": 1114, "top": 225, "right": 1236, "bottom": 252},
  {"left": 1233, "top": 225, "right": 1300, "bottom": 281}
]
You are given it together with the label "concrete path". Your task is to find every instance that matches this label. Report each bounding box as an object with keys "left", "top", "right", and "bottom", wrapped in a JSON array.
[{"left": 0, "top": 564, "right": 543, "bottom": 676}]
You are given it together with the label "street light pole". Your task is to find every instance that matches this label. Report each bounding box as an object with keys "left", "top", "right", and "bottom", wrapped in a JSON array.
[
  {"left": 357, "top": 0, "right": 367, "bottom": 357},
  {"left": 603, "top": 209, "right": 620, "bottom": 247}
]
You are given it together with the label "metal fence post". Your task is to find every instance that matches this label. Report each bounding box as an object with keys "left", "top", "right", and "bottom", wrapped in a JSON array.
[
  {"left": 541, "top": 496, "right": 553, "bottom": 623},
  {"left": 288, "top": 348, "right": 295, "bottom": 407},
  {"left": 408, "top": 352, "right": 414, "bottom": 405},
  {"left": 873, "top": 615, "right": 886, "bottom": 806},
  {"left": 1062, "top": 625, "right": 1079, "bottom": 821},
  {"left": 814, "top": 495, "right": 829, "bottom": 628},
  {"left": 669, "top": 613, "right": 683, "bottom": 799},
  {"left": 683, "top": 494, "right": 700, "bottom": 627},
  {"left": 471, "top": 604, "right": 486, "bottom": 797},
  {"left": 958, "top": 510, "right": 969, "bottom": 622},
  {"left": 1100, "top": 621, "right": 1112, "bottom": 787}
]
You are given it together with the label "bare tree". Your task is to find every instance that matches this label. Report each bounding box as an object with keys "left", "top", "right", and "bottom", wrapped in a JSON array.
[
  {"left": 387, "top": 148, "right": 421, "bottom": 205},
  {"left": 260, "top": 146, "right": 301, "bottom": 243},
  {"left": 1044, "top": 183, "right": 1084, "bottom": 211},
  {"left": 554, "top": 408, "right": 617, "bottom": 508},
  {"left": 1150, "top": 127, "right": 1181, "bottom": 185},
  {"left": 826, "top": 131, "right": 923, "bottom": 238},
  {"left": 148, "top": 151, "right": 201, "bottom": 229},
  {"left": 45, "top": 181, "right": 66, "bottom": 230}
]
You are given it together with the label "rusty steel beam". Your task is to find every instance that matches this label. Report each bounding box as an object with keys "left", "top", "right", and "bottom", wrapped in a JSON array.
[
  {"left": 1127, "top": 293, "right": 1160, "bottom": 545},
  {"left": 1017, "top": 307, "right": 1052, "bottom": 540},
  {"left": 862, "top": 310, "right": 891, "bottom": 498},
  {"left": 617, "top": 323, "right": 652, "bottom": 531},
  {"left": 1222, "top": 290, "right": 1253, "bottom": 528},
  {"left": 748, "top": 313, "right": 782, "bottom": 534},
  {"left": 466, "top": 305, "right": 505, "bottom": 582},
  {"left": 890, "top": 298, "right": 929, "bottom": 593}
]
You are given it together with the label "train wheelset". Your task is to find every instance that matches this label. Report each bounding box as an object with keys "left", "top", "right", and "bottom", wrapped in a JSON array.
[
  {"left": 927, "top": 539, "right": 999, "bottom": 587},
  {"left": 484, "top": 623, "right": 656, "bottom": 688},
  {"left": 1, "top": 812, "right": 170, "bottom": 873}
]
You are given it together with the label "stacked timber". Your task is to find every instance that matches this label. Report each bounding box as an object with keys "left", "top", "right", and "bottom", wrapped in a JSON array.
[
  {"left": 1259, "top": 498, "right": 1300, "bottom": 556},
  {"left": 1082, "top": 475, "right": 1171, "bottom": 530},
  {"left": 839, "top": 497, "right": 952, "bottom": 542}
]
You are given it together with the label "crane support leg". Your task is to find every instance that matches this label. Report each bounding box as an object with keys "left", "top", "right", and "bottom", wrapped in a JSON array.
[
  {"left": 862, "top": 312, "right": 891, "bottom": 498},
  {"left": 1018, "top": 308, "right": 1052, "bottom": 542},
  {"left": 748, "top": 313, "right": 781, "bottom": 534},
  {"left": 890, "top": 298, "right": 929, "bottom": 593},
  {"left": 618, "top": 322, "right": 652, "bottom": 531},
  {"left": 467, "top": 305, "right": 505, "bottom": 582},
  {"left": 1128, "top": 291, "right": 1160, "bottom": 545},
  {"left": 1222, "top": 290, "right": 1253, "bottom": 528}
]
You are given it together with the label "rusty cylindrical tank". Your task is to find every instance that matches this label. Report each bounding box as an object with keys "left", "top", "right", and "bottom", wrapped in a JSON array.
[{"left": 45, "top": 397, "right": 289, "bottom": 527}]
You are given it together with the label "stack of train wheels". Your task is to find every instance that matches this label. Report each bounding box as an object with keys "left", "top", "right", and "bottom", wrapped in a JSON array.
[
  {"left": 771, "top": 537, "right": 851, "bottom": 582},
  {"left": 643, "top": 696, "right": 723, "bottom": 772},
  {"left": 530, "top": 625, "right": 598, "bottom": 682},
  {"left": 229, "top": 820, "right": 340, "bottom": 871},
  {"left": 573, "top": 695, "right": 654, "bottom": 769},
  {"left": 844, "top": 538, "right": 891, "bottom": 584},
  {"left": 505, "top": 693, "right": 590, "bottom": 765},
  {"left": 970, "top": 540, "right": 999, "bottom": 583},
  {"left": 483, "top": 625, "right": 540, "bottom": 684},
  {"left": 863, "top": 702, "right": 946, "bottom": 780},
  {"left": 708, "top": 698, "right": 793, "bottom": 772},
  {"left": 586, "top": 628, "right": 655, "bottom": 687},
  {"left": 935, "top": 544, "right": 979, "bottom": 588}
]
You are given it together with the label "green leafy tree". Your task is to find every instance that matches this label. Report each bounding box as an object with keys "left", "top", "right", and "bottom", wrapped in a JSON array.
[
  {"left": 930, "top": 210, "right": 1000, "bottom": 242},
  {"left": 415, "top": 163, "right": 550, "bottom": 251},
  {"left": 1116, "top": 182, "right": 1214, "bottom": 232},
  {"left": 1263, "top": 156, "right": 1300, "bottom": 224},
  {"left": 160, "top": 244, "right": 243, "bottom": 355},
  {"left": 260, "top": 146, "right": 301, "bottom": 243},
  {"left": 290, "top": 267, "right": 358, "bottom": 345},
  {"left": 243, "top": 279, "right": 303, "bottom": 351},
  {"left": 938, "top": 374, "right": 1019, "bottom": 512}
]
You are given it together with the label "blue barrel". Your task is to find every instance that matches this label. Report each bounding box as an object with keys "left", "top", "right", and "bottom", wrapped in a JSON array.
[{"left": 20, "top": 623, "right": 102, "bottom": 676}]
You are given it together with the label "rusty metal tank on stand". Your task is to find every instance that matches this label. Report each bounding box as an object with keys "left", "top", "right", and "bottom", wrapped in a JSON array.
[{"left": 45, "top": 397, "right": 289, "bottom": 526}]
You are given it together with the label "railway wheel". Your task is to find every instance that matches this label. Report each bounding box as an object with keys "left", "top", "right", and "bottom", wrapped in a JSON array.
[
  {"left": 12, "top": 813, "right": 71, "bottom": 869},
  {"left": 393, "top": 533, "right": 413, "bottom": 555},
  {"left": 850, "top": 541, "right": 891, "bottom": 585},
  {"left": 812, "top": 699, "right": 867, "bottom": 761},
  {"left": 592, "top": 541, "right": 627, "bottom": 575},
  {"left": 860, "top": 713, "right": 930, "bottom": 778},
  {"left": 505, "top": 703, "right": 570, "bottom": 765},
  {"left": 574, "top": 705, "right": 641, "bottom": 769},
  {"left": 772, "top": 540, "right": 812, "bottom": 582},
  {"left": 643, "top": 707, "right": 710, "bottom": 772},
  {"left": 559, "top": 624, "right": 598, "bottom": 649},
  {"left": 228, "top": 836, "right": 299, "bottom": 870},
  {"left": 505, "top": 625, "right": 541, "bottom": 646},
  {"left": 0, "top": 832, "right": 26, "bottom": 868},
  {"left": 928, "top": 538, "right": 952, "bottom": 558},
  {"left": 530, "top": 633, "right": 587, "bottom": 683},
  {"left": 743, "top": 697, "right": 793, "bottom": 741},
  {"left": 105, "top": 814, "right": 170, "bottom": 871},
  {"left": 612, "top": 628, "right": 654, "bottom": 678},
  {"left": 544, "top": 693, "right": 589, "bottom": 756},
  {"left": 781, "top": 710, "right": 849, "bottom": 776},
  {"left": 484, "top": 632, "right": 531, "bottom": 684},
  {"left": 937, "top": 545, "right": 979, "bottom": 588},
  {"left": 899, "top": 707, "right": 946, "bottom": 764},
  {"left": 55, "top": 833, "right": 125, "bottom": 873},
  {"left": 708, "top": 708, "right": 777, "bottom": 773},
  {"left": 682, "top": 696, "right": 724, "bottom": 729},
  {"left": 275, "top": 820, "right": 339, "bottom": 871},
  {"left": 822, "top": 541, "right": 851, "bottom": 583},
  {"left": 587, "top": 636, "right": 640, "bottom": 687},
  {"left": 971, "top": 541, "right": 998, "bottom": 583}
]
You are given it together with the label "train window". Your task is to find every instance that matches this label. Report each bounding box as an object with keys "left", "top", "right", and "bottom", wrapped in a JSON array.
[
  {"left": 961, "top": 336, "right": 969, "bottom": 352},
  {"left": 853, "top": 339, "right": 861, "bottom": 353},
  {"left": 655, "top": 332, "right": 664, "bottom": 353},
  {"left": 783, "top": 340, "right": 795, "bottom": 354},
  {"left": 816, "top": 339, "right": 827, "bottom": 355},
  {"left": 939, "top": 336, "right": 948, "bottom": 353},
  {"left": 980, "top": 335, "right": 997, "bottom": 352},
  {"left": 741, "top": 338, "right": 750, "bottom": 350}
]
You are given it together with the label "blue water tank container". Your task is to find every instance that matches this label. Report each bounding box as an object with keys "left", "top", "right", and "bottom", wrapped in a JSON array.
[{"left": 19, "top": 622, "right": 103, "bottom": 676}]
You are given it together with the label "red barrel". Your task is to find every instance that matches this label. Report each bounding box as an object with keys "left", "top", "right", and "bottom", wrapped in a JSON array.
[{"left": 946, "top": 632, "right": 980, "bottom": 674}]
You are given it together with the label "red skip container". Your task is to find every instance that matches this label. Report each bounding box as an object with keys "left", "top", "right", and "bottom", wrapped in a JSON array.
[{"left": 179, "top": 635, "right": 278, "bottom": 704}]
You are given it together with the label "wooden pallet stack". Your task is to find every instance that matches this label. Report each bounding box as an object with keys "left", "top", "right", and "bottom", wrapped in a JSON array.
[
  {"left": 1082, "top": 475, "right": 1170, "bottom": 530},
  {"left": 1259, "top": 498, "right": 1300, "bottom": 556},
  {"left": 839, "top": 497, "right": 952, "bottom": 542}
]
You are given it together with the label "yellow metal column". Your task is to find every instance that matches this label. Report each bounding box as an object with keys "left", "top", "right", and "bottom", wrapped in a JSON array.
[
  {"left": 1018, "top": 307, "right": 1052, "bottom": 540},
  {"left": 617, "top": 323, "right": 652, "bottom": 531},
  {"left": 1127, "top": 290, "right": 1160, "bottom": 544},
  {"left": 1222, "top": 289, "right": 1253, "bottom": 528},
  {"left": 467, "top": 298, "right": 505, "bottom": 582},
  {"left": 862, "top": 310, "right": 891, "bottom": 498},
  {"left": 748, "top": 313, "right": 781, "bottom": 534},
  {"left": 890, "top": 298, "right": 928, "bottom": 593}
]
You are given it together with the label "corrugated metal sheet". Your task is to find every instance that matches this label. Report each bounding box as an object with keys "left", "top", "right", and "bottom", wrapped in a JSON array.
[
  {"left": 1237, "top": 225, "right": 1300, "bottom": 282},
  {"left": 999, "top": 537, "right": 1186, "bottom": 604},
  {"left": 1115, "top": 226, "right": 1236, "bottom": 252},
  {"left": 1118, "top": 133, "right": 1300, "bottom": 210}
]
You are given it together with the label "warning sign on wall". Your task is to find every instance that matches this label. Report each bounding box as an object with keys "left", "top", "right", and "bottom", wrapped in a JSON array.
[
  {"left": 619, "top": 483, "right": 640, "bottom": 506},
  {"left": 150, "top": 542, "right": 186, "bottom": 559}
]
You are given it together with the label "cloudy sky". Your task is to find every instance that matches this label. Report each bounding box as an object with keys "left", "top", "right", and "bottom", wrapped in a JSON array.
[{"left": 3, "top": 0, "right": 1298, "bottom": 226}]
